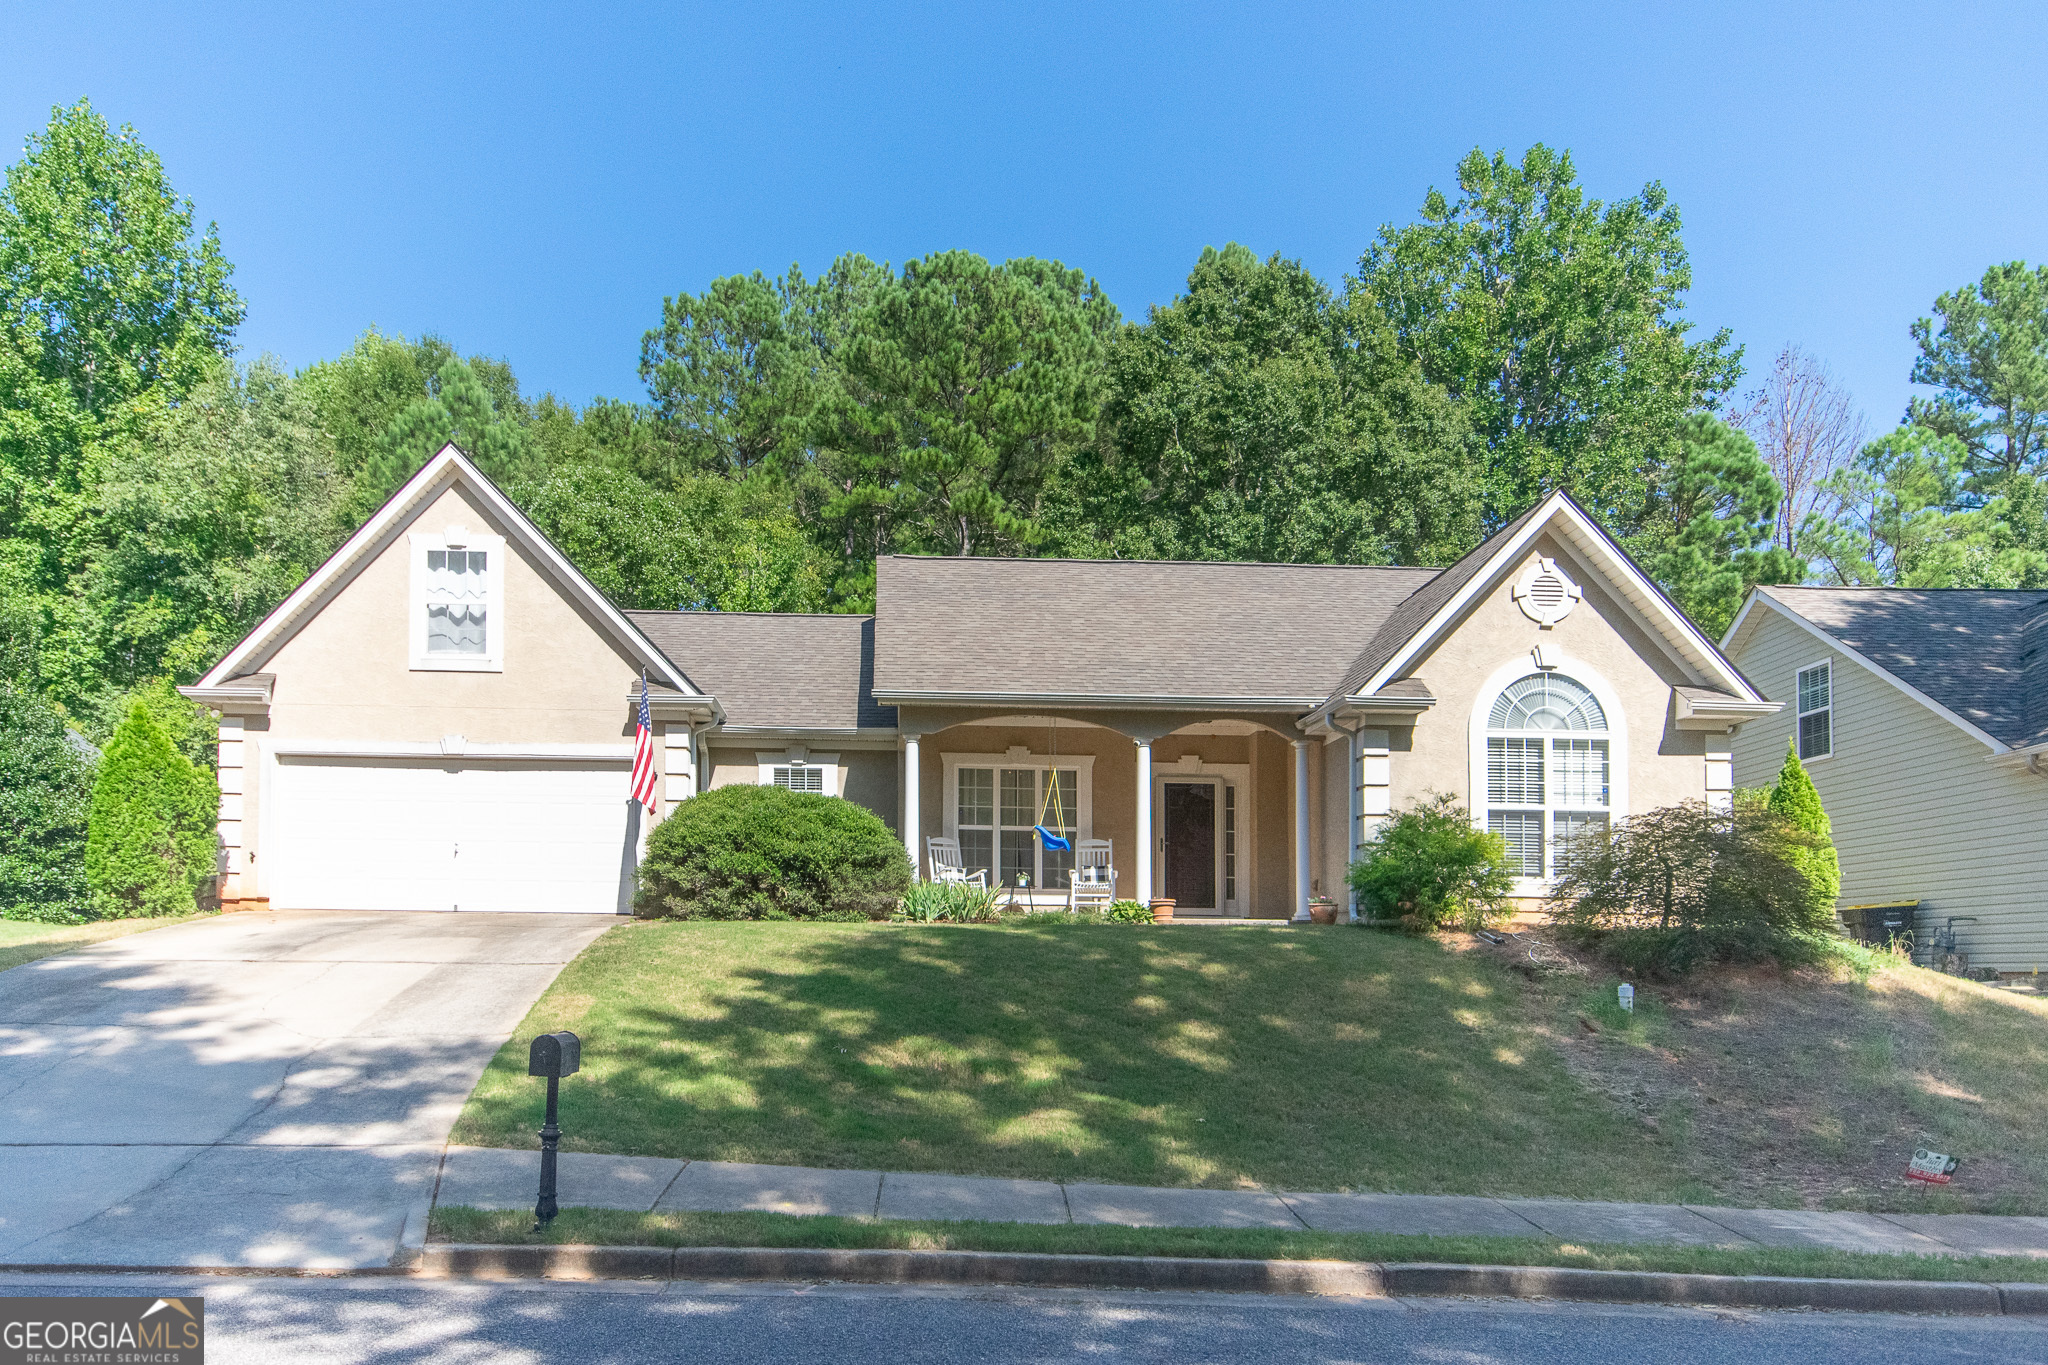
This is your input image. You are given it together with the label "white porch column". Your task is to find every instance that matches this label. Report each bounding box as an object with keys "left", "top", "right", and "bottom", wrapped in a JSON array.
[
  {"left": 1135, "top": 739, "right": 1153, "bottom": 903},
  {"left": 903, "top": 734, "right": 922, "bottom": 877},
  {"left": 1346, "top": 728, "right": 1362, "bottom": 924},
  {"left": 1292, "top": 738, "right": 1312, "bottom": 922}
]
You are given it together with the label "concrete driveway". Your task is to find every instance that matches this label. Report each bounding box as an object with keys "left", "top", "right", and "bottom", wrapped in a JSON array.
[{"left": 0, "top": 911, "right": 613, "bottom": 1270}]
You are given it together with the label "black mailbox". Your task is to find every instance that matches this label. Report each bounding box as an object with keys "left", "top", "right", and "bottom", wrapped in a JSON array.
[{"left": 529, "top": 1031, "right": 581, "bottom": 1079}]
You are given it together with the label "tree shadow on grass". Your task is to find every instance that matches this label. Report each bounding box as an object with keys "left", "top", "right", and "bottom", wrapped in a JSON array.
[{"left": 459, "top": 923, "right": 1695, "bottom": 1198}]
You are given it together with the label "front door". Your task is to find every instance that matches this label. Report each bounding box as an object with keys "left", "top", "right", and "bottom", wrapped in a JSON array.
[{"left": 1162, "top": 781, "right": 1217, "bottom": 909}]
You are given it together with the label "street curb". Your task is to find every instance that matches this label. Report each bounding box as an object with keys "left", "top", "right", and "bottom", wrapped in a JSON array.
[
  {"left": 1383, "top": 1262, "right": 2006, "bottom": 1314},
  {"left": 412, "top": 1245, "right": 2038, "bottom": 1312},
  {"left": 416, "top": 1244, "right": 1386, "bottom": 1296}
]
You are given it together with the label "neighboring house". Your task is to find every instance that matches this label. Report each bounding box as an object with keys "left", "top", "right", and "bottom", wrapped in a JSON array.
[
  {"left": 1723, "top": 586, "right": 2048, "bottom": 968},
  {"left": 184, "top": 445, "right": 1776, "bottom": 919}
]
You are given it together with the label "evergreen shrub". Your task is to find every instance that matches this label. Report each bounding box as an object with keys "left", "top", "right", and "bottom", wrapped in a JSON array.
[
  {"left": 634, "top": 784, "right": 910, "bottom": 921},
  {"left": 1768, "top": 740, "right": 1841, "bottom": 918},
  {"left": 1547, "top": 798, "right": 1835, "bottom": 975},
  {"left": 1348, "top": 792, "right": 1516, "bottom": 932},
  {"left": 84, "top": 700, "right": 217, "bottom": 918},
  {"left": 0, "top": 682, "right": 95, "bottom": 923}
]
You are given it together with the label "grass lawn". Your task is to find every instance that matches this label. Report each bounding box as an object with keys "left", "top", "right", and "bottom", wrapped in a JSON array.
[
  {"left": 0, "top": 913, "right": 210, "bottom": 973},
  {"left": 455, "top": 920, "right": 2048, "bottom": 1213},
  {"left": 453, "top": 920, "right": 1703, "bottom": 1200},
  {"left": 430, "top": 1204, "right": 2048, "bottom": 1285}
]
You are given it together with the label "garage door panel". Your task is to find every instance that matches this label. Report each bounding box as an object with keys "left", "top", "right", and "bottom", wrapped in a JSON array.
[{"left": 269, "top": 758, "right": 631, "bottom": 914}]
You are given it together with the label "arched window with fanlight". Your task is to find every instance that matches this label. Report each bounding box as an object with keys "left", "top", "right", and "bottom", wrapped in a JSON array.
[{"left": 1485, "top": 672, "right": 1611, "bottom": 879}]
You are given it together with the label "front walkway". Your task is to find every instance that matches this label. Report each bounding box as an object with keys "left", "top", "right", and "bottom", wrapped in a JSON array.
[
  {"left": 436, "top": 1147, "right": 2048, "bottom": 1259},
  {"left": 0, "top": 912, "right": 614, "bottom": 1269}
]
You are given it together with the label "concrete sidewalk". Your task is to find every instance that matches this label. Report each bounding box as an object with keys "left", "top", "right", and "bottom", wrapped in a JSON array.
[{"left": 435, "top": 1146, "right": 2048, "bottom": 1260}]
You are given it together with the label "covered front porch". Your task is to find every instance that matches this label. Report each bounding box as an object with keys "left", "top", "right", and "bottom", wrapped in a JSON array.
[{"left": 897, "top": 708, "right": 1342, "bottom": 919}]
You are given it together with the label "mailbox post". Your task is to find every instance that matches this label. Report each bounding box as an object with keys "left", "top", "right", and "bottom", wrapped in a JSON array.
[{"left": 527, "top": 1031, "right": 582, "bottom": 1231}]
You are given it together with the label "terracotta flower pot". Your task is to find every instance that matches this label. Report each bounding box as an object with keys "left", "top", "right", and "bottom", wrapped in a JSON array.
[
  {"left": 1150, "top": 898, "right": 1176, "bottom": 924},
  {"left": 1307, "top": 898, "right": 1338, "bottom": 925}
]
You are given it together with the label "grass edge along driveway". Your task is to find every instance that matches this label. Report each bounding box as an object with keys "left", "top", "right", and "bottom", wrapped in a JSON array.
[
  {"left": 0, "top": 913, "right": 212, "bottom": 974},
  {"left": 452, "top": 920, "right": 1700, "bottom": 1201}
]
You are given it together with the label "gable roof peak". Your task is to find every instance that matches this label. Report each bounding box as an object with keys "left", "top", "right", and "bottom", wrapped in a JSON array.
[{"left": 193, "top": 443, "right": 700, "bottom": 698}]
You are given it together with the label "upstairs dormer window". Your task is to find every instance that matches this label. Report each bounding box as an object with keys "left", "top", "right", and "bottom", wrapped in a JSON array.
[{"left": 410, "top": 526, "right": 505, "bottom": 671}]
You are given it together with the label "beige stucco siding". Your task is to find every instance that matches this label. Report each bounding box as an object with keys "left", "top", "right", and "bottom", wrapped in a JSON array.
[
  {"left": 703, "top": 745, "right": 898, "bottom": 833},
  {"left": 235, "top": 485, "right": 651, "bottom": 888},
  {"left": 1387, "top": 534, "right": 1709, "bottom": 821},
  {"left": 1729, "top": 603, "right": 2048, "bottom": 970}
]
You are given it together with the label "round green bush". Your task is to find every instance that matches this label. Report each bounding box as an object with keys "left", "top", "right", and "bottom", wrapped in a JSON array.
[{"left": 634, "top": 784, "right": 911, "bottom": 921}]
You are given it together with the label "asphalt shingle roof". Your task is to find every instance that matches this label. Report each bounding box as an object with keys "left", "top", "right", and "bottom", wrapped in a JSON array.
[
  {"left": 1759, "top": 587, "right": 2048, "bottom": 748},
  {"left": 1328, "top": 501, "right": 1550, "bottom": 700},
  {"left": 871, "top": 555, "right": 1440, "bottom": 702},
  {"left": 626, "top": 611, "right": 895, "bottom": 730}
]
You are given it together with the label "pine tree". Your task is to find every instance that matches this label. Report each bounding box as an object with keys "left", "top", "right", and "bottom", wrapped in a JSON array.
[
  {"left": 84, "top": 699, "right": 217, "bottom": 917},
  {"left": 1768, "top": 739, "right": 1841, "bottom": 914},
  {"left": 357, "top": 357, "right": 534, "bottom": 507}
]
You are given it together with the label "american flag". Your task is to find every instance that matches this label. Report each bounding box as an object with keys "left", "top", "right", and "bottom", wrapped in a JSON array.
[{"left": 630, "top": 672, "right": 658, "bottom": 814}]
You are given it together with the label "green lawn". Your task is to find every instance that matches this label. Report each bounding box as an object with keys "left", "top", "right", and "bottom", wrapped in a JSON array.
[
  {"left": 430, "top": 1204, "right": 2048, "bottom": 1285},
  {"left": 0, "top": 913, "right": 209, "bottom": 973},
  {"left": 453, "top": 920, "right": 1703, "bottom": 1199}
]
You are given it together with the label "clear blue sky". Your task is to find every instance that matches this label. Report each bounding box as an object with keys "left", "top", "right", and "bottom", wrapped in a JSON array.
[{"left": 10, "top": 1, "right": 2046, "bottom": 431}]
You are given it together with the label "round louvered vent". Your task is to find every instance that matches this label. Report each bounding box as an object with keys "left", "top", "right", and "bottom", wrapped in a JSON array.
[{"left": 1514, "top": 557, "right": 1581, "bottom": 626}]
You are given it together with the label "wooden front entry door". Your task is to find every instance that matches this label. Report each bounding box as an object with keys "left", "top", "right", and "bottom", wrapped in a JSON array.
[{"left": 1162, "top": 781, "right": 1217, "bottom": 908}]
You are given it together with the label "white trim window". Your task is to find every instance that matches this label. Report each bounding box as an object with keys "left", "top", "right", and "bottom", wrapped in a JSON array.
[
  {"left": 943, "top": 756, "right": 1092, "bottom": 892},
  {"left": 409, "top": 527, "right": 506, "bottom": 671},
  {"left": 1796, "top": 660, "right": 1833, "bottom": 761},
  {"left": 756, "top": 752, "right": 839, "bottom": 796},
  {"left": 1485, "top": 673, "right": 1611, "bottom": 879}
]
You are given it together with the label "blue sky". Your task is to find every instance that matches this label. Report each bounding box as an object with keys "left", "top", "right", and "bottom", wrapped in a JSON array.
[{"left": 9, "top": 1, "right": 2046, "bottom": 431}]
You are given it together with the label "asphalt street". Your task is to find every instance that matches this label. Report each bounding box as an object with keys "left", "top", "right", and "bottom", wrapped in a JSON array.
[{"left": 11, "top": 1273, "right": 2048, "bottom": 1364}]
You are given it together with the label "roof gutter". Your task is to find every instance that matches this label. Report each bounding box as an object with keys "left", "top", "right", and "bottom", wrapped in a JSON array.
[
  {"left": 872, "top": 690, "right": 1325, "bottom": 710},
  {"left": 1673, "top": 693, "right": 1782, "bottom": 731},
  {"left": 631, "top": 685, "right": 723, "bottom": 724},
  {"left": 180, "top": 676, "right": 275, "bottom": 718}
]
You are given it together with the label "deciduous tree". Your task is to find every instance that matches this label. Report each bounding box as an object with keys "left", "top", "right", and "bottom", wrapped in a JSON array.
[{"left": 1357, "top": 145, "right": 1738, "bottom": 528}]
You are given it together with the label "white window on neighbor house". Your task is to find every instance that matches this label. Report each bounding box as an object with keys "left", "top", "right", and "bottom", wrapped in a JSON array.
[
  {"left": 1485, "top": 672, "right": 1611, "bottom": 879},
  {"left": 409, "top": 527, "right": 506, "bottom": 671},
  {"left": 1797, "top": 660, "right": 1833, "bottom": 761},
  {"left": 756, "top": 753, "right": 839, "bottom": 796},
  {"left": 947, "top": 761, "right": 1086, "bottom": 892}
]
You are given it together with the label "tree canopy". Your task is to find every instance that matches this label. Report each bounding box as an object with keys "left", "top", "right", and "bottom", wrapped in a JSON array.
[{"left": 1357, "top": 145, "right": 1741, "bottom": 529}]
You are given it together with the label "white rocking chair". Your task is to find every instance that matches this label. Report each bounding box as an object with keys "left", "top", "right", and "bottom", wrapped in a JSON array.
[
  {"left": 926, "top": 836, "right": 988, "bottom": 889},
  {"left": 1067, "top": 839, "right": 1116, "bottom": 911}
]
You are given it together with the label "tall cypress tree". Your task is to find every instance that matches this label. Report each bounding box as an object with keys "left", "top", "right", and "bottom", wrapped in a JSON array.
[
  {"left": 84, "top": 700, "right": 216, "bottom": 917},
  {"left": 1768, "top": 739, "right": 1841, "bottom": 915}
]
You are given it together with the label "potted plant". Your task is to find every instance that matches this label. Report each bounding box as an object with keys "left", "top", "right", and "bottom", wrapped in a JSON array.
[
  {"left": 1306, "top": 896, "right": 1339, "bottom": 925},
  {"left": 1150, "top": 897, "right": 1176, "bottom": 924}
]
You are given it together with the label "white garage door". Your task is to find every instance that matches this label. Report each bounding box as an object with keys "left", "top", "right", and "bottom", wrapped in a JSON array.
[{"left": 267, "top": 757, "right": 634, "bottom": 913}]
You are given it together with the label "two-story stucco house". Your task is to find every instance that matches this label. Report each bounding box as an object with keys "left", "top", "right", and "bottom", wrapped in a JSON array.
[
  {"left": 1724, "top": 585, "right": 2048, "bottom": 969},
  {"left": 183, "top": 445, "right": 1778, "bottom": 920}
]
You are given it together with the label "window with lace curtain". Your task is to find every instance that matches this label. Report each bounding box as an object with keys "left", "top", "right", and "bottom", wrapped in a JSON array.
[{"left": 410, "top": 529, "right": 505, "bottom": 671}]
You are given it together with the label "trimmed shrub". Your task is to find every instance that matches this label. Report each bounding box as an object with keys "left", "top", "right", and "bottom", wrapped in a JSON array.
[
  {"left": 1768, "top": 740, "right": 1840, "bottom": 917},
  {"left": 85, "top": 700, "right": 217, "bottom": 918},
  {"left": 1348, "top": 792, "right": 1516, "bottom": 932},
  {"left": 635, "top": 783, "right": 910, "bottom": 921},
  {"left": 0, "top": 682, "right": 94, "bottom": 923},
  {"left": 1547, "top": 798, "right": 1835, "bottom": 975}
]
